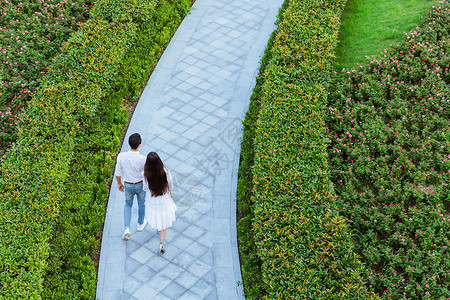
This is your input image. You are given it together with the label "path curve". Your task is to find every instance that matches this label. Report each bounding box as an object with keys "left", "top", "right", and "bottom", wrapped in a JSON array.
[{"left": 96, "top": 0, "right": 283, "bottom": 298}]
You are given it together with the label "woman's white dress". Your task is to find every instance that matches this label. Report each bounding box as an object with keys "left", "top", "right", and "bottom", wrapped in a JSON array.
[{"left": 143, "top": 169, "right": 177, "bottom": 231}]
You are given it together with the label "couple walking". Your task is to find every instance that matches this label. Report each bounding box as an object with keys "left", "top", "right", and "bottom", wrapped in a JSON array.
[{"left": 114, "top": 133, "right": 177, "bottom": 253}]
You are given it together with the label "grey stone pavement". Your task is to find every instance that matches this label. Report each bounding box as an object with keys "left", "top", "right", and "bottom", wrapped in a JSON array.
[{"left": 96, "top": 0, "right": 283, "bottom": 299}]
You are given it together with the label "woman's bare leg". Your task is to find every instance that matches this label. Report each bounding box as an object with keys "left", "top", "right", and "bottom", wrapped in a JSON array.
[{"left": 160, "top": 229, "right": 167, "bottom": 244}]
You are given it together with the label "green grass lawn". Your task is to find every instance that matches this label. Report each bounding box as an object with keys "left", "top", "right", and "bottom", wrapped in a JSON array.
[{"left": 335, "top": 0, "right": 435, "bottom": 69}]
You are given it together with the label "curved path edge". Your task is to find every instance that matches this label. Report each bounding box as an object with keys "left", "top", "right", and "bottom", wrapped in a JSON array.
[{"left": 96, "top": 0, "right": 283, "bottom": 299}]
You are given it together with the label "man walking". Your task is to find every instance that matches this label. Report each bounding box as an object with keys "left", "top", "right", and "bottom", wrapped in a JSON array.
[{"left": 115, "top": 133, "right": 147, "bottom": 241}]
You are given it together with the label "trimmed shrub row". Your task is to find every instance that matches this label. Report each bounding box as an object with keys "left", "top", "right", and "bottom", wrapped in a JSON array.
[
  {"left": 327, "top": 2, "right": 450, "bottom": 298},
  {"left": 0, "top": 0, "right": 169, "bottom": 297},
  {"left": 236, "top": 3, "right": 287, "bottom": 298},
  {"left": 0, "top": 18, "right": 136, "bottom": 298},
  {"left": 237, "top": 0, "right": 377, "bottom": 298},
  {"left": 41, "top": 1, "right": 191, "bottom": 298}
]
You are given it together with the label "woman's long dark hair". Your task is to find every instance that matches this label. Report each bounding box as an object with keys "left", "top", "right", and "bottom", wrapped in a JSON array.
[{"left": 144, "top": 152, "right": 168, "bottom": 197}]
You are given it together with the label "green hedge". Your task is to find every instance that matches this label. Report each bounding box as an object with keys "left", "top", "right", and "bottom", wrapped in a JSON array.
[
  {"left": 0, "top": 19, "right": 136, "bottom": 299},
  {"left": 90, "top": 0, "right": 156, "bottom": 26},
  {"left": 237, "top": 0, "right": 377, "bottom": 298},
  {"left": 327, "top": 3, "right": 450, "bottom": 298},
  {"left": 41, "top": 0, "right": 191, "bottom": 298},
  {"left": 236, "top": 3, "right": 286, "bottom": 297},
  {"left": 112, "top": 0, "right": 191, "bottom": 102},
  {"left": 0, "top": 0, "right": 192, "bottom": 297}
]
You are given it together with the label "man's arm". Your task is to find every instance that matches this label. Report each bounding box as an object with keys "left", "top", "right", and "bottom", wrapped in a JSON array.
[
  {"left": 115, "top": 154, "right": 124, "bottom": 192},
  {"left": 116, "top": 175, "right": 124, "bottom": 192}
]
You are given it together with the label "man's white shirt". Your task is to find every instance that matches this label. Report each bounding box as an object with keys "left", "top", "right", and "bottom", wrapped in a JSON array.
[{"left": 115, "top": 150, "right": 146, "bottom": 183}]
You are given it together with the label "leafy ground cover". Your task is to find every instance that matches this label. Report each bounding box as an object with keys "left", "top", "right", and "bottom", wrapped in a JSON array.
[
  {"left": 0, "top": 0, "right": 91, "bottom": 105},
  {"left": 0, "top": 0, "right": 92, "bottom": 152},
  {"left": 335, "top": 0, "right": 434, "bottom": 69},
  {"left": 0, "top": 107, "right": 18, "bottom": 154},
  {"left": 327, "top": 2, "right": 450, "bottom": 298}
]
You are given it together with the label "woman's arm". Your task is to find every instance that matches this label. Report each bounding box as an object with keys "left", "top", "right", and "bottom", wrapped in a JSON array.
[{"left": 166, "top": 169, "right": 174, "bottom": 196}]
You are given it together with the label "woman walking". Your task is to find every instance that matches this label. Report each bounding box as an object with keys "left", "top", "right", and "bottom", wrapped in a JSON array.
[{"left": 143, "top": 152, "right": 177, "bottom": 253}]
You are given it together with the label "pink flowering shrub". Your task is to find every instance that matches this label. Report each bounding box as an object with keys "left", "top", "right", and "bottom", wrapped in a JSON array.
[
  {"left": 328, "top": 2, "right": 450, "bottom": 298},
  {"left": 0, "top": 0, "right": 92, "bottom": 106}
]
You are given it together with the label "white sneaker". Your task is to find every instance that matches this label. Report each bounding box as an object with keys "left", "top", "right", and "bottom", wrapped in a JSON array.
[
  {"left": 137, "top": 219, "right": 147, "bottom": 232},
  {"left": 122, "top": 228, "right": 131, "bottom": 241}
]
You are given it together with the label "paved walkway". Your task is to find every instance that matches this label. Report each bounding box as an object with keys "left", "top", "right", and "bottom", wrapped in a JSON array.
[{"left": 96, "top": 0, "right": 283, "bottom": 299}]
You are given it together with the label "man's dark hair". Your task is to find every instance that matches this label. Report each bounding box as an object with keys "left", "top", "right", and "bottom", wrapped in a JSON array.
[{"left": 129, "top": 133, "right": 142, "bottom": 150}]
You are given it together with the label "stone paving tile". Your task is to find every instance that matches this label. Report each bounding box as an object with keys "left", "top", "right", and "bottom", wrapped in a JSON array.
[
  {"left": 132, "top": 285, "right": 158, "bottom": 300},
  {"left": 202, "top": 268, "right": 216, "bottom": 285},
  {"left": 167, "top": 233, "right": 194, "bottom": 250},
  {"left": 170, "top": 135, "right": 191, "bottom": 148},
  {"left": 152, "top": 294, "right": 172, "bottom": 300},
  {"left": 101, "top": 290, "right": 122, "bottom": 300},
  {"left": 146, "top": 273, "right": 172, "bottom": 293},
  {"left": 125, "top": 257, "right": 142, "bottom": 275},
  {"left": 123, "top": 276, "right": 142, "bottom": 295},
  {"left": 122, "top": 293, "right": 136, "bottom": 300},
  {"left": 131, "top": 265, "right": 157, "bottom": 283},
  {"left": 161, "top": 282, "right": 188, "bottom": 299},
  {"left": 215, "top": 267, "right": 239, "bottom": 295},
  {"left": 189, "top": 279, "right": 215, "bottom": 298},
  {"left": 159, "top": 244, "right": 184, "bottom": 263},
  {"left": 188, "top": 259, "right": 212, "bottom": 278},
  {"left": 159, "top": 262, "right": 186, "bottom": 280},
  {"left": 180, "top": 207, "right": 204, "bottom": 223},
  {"left": 130, "top": 246, "right": 153, "bottom": 264},
  {"left": 172, "top": 251, "right": 197, "bottom": 269},
  {"left": 179, "top": 290, "right": 202, "bottom": 300},
  {"left": 184, "top": 224, "right": 206, "bottom": 240},
  {"left": 198, "top": 233, "right": 214, "bottom": 250},
  {"left": 145, "top": 255, "right": 170, "bottom": 272},
  {"left": 176, "top": 271, "right": 201, "bottom": 289},
  {"left": 96, "top": 0, "right": 283, "bottom": 299}
]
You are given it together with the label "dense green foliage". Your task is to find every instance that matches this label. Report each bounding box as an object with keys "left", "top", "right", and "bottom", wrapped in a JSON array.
[
  {"left": 328, "top": 2, "right": 450, "bottom": 298},
  {"left": 0, "top": 18, "right": 136, "bottom": 299},
  {"left": 0, "top": 0, "right": 191, "bottom": 298},
  {"left": 112, "top": 0, "right": 191, "bottom": 104},
  {"left": 0, "top": 0, "right": 92, "bottom": 149},
  {"left": 237, "top": 0, "right": 377, "bottom": 298},
  {"left": 42, "top": 1, "right": 190, "bottom": 298},
  {"left": 42, "top": 87, "right": 126, "bottom": 299},
  {"left": 0, "top": 0, "right": 92, "bottom": 106},
  {"left": 237, "top": 18, "right": 279, "bottom": 300}
]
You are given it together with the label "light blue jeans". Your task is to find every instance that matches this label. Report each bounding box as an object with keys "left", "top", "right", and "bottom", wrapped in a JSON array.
[{"left": 124, "top": 182, "right": 145, "bottom": 228}]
